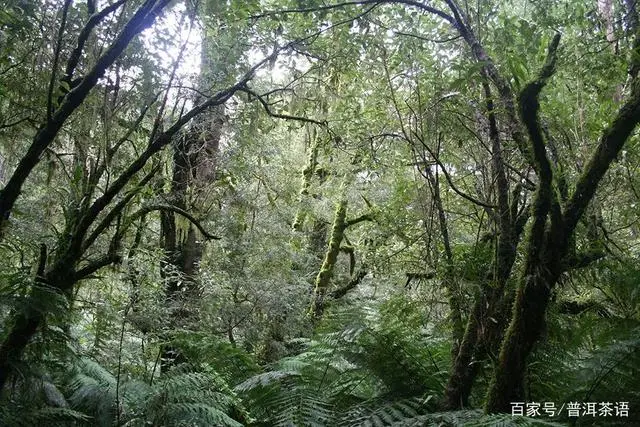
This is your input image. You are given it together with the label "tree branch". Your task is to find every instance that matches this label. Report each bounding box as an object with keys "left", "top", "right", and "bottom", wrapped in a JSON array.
[
  {"left": 563, "top": 85, "right": 640, "bottom": 235},
  {"left": 565, "top": 250, "right": 606, "bottom": 271},
  {"left": 62, "top": 0, "right": 128, "bottom": 86},
  {"left": 47, "top": 0, "right": 73, "bottom": 122},
  {"left": 412, "top": 131, "right": 497, "bottom": 209},
  {"left": 518, "top": 33, "right": 561, "bottom": 249},
  {"left": 239, "top": 86, "right": 328, "bottom": 128},
  {"left": 330, "top": 269, "right": 367, "bottom": 300},
  {"left": 82, "top": 164, "right": 160, "bottom": 252},
  {"left": 71, "top": 49, "right": 280, "bottom": 252},
  {"left": 73, "top": 253, "right": 122, "bottom": 281},
  {"left": 130, "top": 204, "right": 220, "bottom": 240},
  {"left": 0, "top": 0, "right": 172, "bottom": 231},
  {"left": 252, "top": 0, "right": 454, "bottom": 23},
  {"left": 346, "top": 213, "right": 373, "bottom": 227}
]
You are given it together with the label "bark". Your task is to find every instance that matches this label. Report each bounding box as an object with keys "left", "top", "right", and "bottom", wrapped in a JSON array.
[
  {"left": 443, "top": 76, "right": 523, "bottom": 411},
  {"left": 443, "top": 301, "right": 481, "bottom": 409},
  {"left": 160, "top": 109, "right": 224, "bottom": 371},
  {"left": 158, "top": 14, "right": 226, "bottom": 367},
  {"left": 293, "top": 127, "right": 320, "bottom": 231},
  {"left": 484, "top": 260, "right": 559, "bottom": 412},
  {"left": 311, "top": 199, "right": 348, "bottom": 319}
]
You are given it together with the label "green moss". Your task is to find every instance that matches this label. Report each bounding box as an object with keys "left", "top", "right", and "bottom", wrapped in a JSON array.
[{"left": 310, "top": 199, "right": 348, "bottom": 318}]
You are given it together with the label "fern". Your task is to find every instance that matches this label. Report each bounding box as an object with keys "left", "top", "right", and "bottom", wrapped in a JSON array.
[
  {"left": 138, "top": 368, "right": 247, "bottom": 427},
  {"left": 159, "top": 403, "right": 243, "bottom": 427},
  {"left": 337, "top": 397, "right": 424, "bottom": 426},
  {"left": 60, "top": 357, "right": 248, "bottom": 426},
  {"left": 237, "top": 298, "right": 449, "bottom": 426},
  {"left": 0, "top": 406, "right": 90, "bottom": 427},
  {"left": 67, "top": 358, "right": 119, "bottom": 426},
  {"left": 462, "top": 413, "right": 567, "bottom": 426},
  {"left": 526, "top": 259, "right": 640, "bottom": 426}
]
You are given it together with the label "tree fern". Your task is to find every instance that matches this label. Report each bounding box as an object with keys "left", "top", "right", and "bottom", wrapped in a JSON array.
[
  {"left": 67, "top": 358, "right": 119, "bottom": 426},
  {"left": 237, "top": 298, "right": 450, "bottom": 426},
  {"left": 62, "top": 357, "right": 247, "bottom": 426},
  {"left": 0, "top": 406, "right": 90, "bottom": 427}
]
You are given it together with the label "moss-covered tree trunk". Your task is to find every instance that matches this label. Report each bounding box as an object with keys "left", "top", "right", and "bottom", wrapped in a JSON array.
[
  {"left": 310, "top": 199, "right": 348, "bottom": 319},
  {"left": 293, "top": 127, "right": 320, "bottom": 231},
  {"left": 443, "top": 77, "right": 523, "bottom": 410}
]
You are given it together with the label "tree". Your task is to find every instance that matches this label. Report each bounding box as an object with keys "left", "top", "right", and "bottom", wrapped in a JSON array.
[
  {"left": 0, "top": 0, "right": 286, "bottom": 391},
  {"left": 2, "top": 0, "right": 640, "bottom": 423}
]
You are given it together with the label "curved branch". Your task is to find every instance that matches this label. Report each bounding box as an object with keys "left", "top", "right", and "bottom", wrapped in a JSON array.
[
  {"left": 130, "top": 204, "right": 220, "bottom": 240},
  {"left": 252, "top": 0, "right": 454, "bottom": 23},
  {"left": 239, "top": 86, "right": 328, "bottom": 127},
  {"left": 62, "top": 0, "right": 128, "bottom": 85},
  {"left": 47, "top": 0, "right": 73, "bottom": 122},
  {"left": 412, "top": 131, "right": 497, "bottom": 209},
  {"left": 82, "top": 164, "right": 160, "bottom": 252},
  {"left": 518, "top": 33, "right": 561, "bottom": 251},
  {"left": 73, "top": 253, "right": 122, "bottom": 281},
  {"left": 0, "top": 0, "right": 172, "bottom": 231},
  {"left": 330, "top": 269, "right": 367, "bottom": 300},
  {"left": 346, "top": 213, "right": 373, "bottom": 226},
  {"left": 520, "top": 33, "right": 561, "bottom": 174},
  {"left": 563, "top": 83, "right": 640, "bottom": 234}
]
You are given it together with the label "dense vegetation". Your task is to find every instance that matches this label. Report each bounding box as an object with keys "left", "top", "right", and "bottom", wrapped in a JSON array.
[{"left": 0, "top": 0, "right": 639, "bottom": 425}]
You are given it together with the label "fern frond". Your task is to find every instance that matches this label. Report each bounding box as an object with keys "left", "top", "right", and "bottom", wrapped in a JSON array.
[
  {"left": 338, "top": 397, "right": 424, "bottom": 426},
  {"left": 463, "top": 413, "right": 567, "bottom": 426},
  {"left": 235, "top": 370, "right": 300, "bottom": 393},
  {"left": 162, "top": 402, "right": 244, "bottom": 427},
  {"left": 267, "top": 388, "right": 335, "bottom": 427}
]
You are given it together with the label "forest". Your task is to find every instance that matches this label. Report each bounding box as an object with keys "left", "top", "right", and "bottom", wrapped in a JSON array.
[{"left": 0, "top": 0, "right": 638, "bottom": 425}]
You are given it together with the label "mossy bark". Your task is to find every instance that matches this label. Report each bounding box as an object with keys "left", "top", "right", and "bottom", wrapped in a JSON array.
[
  {"left": 443, "top": 301, "right": 481, "bottom": 409},
  {"left": 443, "top": 78, "right": 522, "bottom": 410},
  {"left": 485, "top": 256, "right": 559, "bottom": 411},
  {"left": 310, "top": 199, "right": 348, "bottom": 319},
  {"left": 293, "top": 128, "right": 319, "bottom": 231}
]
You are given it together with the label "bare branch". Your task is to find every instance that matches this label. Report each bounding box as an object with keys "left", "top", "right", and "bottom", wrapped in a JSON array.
[
  {"left": 47, "top": 0, "right": 73, "bottom": 122},
  {"left": 413, "top": 131, "right": 497, "bottom": 209},
  {"left": 394, "top": 31, "right": 461, "bottom": 44},
  {"left": 240, "top": 86, "right": 327, "bottom": 127},
  {"left": 130, "top": 204, "right": 220, "bottom": 240}
]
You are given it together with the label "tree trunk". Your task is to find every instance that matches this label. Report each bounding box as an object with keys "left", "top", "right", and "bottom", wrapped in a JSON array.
[
  {"left": 443, "top": 77, "right": 523, "bottom": 410},
  {"left": 424, "top": 167, "right": 464, "bottom": 356},
  {"left": 0, "top": 0, "right": 170, "bottom": 235},
  {"left": 293, "top": 127, "right": 319, "bottom": 231},
  {"left": 310, "top": 199, "right": 348, "bottom": 319},
  {"left": 159, "top": 107, "right": 223, "bottom": 371},
  {"left": 485, "top": 258, "right": 559, "bottom": 411}
]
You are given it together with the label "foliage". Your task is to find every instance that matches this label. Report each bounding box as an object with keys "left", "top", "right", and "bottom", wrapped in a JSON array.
[{"left": 1, "top": 0, "right": 640, "bottom": 425}]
